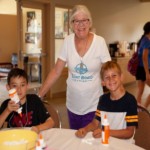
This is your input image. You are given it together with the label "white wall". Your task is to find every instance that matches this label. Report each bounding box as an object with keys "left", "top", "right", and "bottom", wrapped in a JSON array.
[
  {"left": 55, "top": 0, "right": 150, "bottom": 44},
  {"left": 80, "top": 0, "right": 150, "bottom": 44},
  {"left": 0, "top": 0, "right": 16, "bottom": 15}
]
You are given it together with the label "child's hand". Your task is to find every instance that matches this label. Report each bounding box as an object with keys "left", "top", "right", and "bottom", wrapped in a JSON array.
[
  {"left": 31, "top": 126, "right": 40, "bottom": 134},
  {"left": 75, "top": 128, "right": 87, "bottom": 138},
  {"left": 7, "top": 100, "right": 19, "bottom": 113},
  {"left": 93, "top": 128, "right": 102, "bottom": 138}
]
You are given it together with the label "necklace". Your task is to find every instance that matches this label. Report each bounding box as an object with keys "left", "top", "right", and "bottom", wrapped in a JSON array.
[
  {"left": 80, "top": 57, "right": 84, "bottom": 69},
  {"left": 75, "top": 33, "right": 90, "bottom": 69},
  {"left": 75, "top": 33, "right": 89, "bottom": 57}
]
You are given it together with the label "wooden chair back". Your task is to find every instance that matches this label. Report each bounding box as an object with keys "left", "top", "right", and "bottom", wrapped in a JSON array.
[
  {"left": 134, "top": 105, "right": 150, "bottom": 150},
  {"left": 43, "top": 101, "right": 61, "bottom": 128}
]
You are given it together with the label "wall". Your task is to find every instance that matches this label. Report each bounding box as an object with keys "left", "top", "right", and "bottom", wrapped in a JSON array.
[
  {"left": 0, "top": 0, "right": 17, "bottom": 63},
  {"left": 0, "top": 0, "right": 16, "bottom": 15},
  {"left": 85, "top": 0, "right": 150, "bottom": 44},
  {"left": 0, "top": 14, "right": 17, "bottom": 62},
  {"left": 54, "top": 0, "right": 150, "bottom": 44}
]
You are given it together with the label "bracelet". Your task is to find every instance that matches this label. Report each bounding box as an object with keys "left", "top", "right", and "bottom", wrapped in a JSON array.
[
  {"left": 37, "top": 93, "right": 44, "bottom": 100},
  {"left": 37, "top": 93, "right": 41, "bottom": 98}
]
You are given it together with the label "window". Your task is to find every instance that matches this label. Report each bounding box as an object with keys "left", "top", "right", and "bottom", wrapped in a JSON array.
[
  {"left": 55, "top": 7, "right": 72, "bottom": 63},
  {"left": 55, "top": 7, "right": 72, "bottom": 39}
]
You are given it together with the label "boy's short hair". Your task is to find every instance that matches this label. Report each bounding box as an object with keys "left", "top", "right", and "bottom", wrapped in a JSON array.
[
  {"left": 7, "top": 68, "right": 28, "bottom": 85},
  {"left": 100, "top": 61, "right": 122, "bottom": 80}
]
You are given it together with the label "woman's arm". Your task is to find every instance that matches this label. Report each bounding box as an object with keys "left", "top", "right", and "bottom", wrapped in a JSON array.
[
  {"left": 143, "top": 48, "right": 150, "bottom": 86},
  {"left": 38, "top": 59, "right": 66, "bottom": 98}
]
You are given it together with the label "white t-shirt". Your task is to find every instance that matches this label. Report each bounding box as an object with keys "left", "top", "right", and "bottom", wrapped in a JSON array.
[{"left": 58, "top": 33, "right": 111, "bottom": 115}]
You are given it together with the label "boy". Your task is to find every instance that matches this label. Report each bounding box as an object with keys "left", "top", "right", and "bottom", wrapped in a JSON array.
[
  {"left": 75, "top": 61, "right": 138, "bottom": 142},
  {"left": 0, "top": 68, "right": 54, "bottom": 133}
]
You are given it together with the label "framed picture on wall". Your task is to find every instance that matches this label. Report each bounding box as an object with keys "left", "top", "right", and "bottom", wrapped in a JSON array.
[
  {"left": 27, "top": 11, "right": 37, "bottom": 33},
  {"left": 25, "top": 33, "right": 36, "bottom": 43}
]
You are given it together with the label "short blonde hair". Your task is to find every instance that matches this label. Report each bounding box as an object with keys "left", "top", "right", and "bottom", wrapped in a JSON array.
[
  {"left": 69, "top": 5, "right": 93, "bottom": 30},
  {"left": 100, "top": 61, "right": 122, "bottom": 80}
]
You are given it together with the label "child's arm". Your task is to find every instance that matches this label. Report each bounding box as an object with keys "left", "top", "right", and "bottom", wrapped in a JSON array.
[
  {"left": 75, "top": 119, "right": 99, "bottom": 138},
  {"left": 93, "top": 126, "right": 135, "bottom": 139},
  {"left": 0, "top": 109, "right": 10, "bottom": 128},
  {"left": 109, "top": 126, "right": 135, "bottom": 139},
  {"left": 0, "top": 100, "right": 19, "bottom": 128},
  {"left": 31, "top": 117, "right": 55, "bottom": 133}
]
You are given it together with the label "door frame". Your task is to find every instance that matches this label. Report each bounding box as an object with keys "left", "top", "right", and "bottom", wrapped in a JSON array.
[{"left": 16, "top": 0, "right": 52, "bottom": 85}]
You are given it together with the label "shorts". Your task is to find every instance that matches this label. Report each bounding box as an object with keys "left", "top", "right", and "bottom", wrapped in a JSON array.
[
  {"left": 136, "top": 66, "right": 150, "bottom": 81},
  {"left": 67, "top": 109, "right": 95, "bottom": 130}
]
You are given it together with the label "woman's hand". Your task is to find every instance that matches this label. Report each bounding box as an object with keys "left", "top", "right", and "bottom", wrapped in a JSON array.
[
  {"left": 75, "top": 128, "right": 87, "bottom": 138},
  {"left": 6, "top": 100, "right": 19, "bottom": 113},
  {"left": 93, "top": 128, "right": 102, "bottom": 138}
]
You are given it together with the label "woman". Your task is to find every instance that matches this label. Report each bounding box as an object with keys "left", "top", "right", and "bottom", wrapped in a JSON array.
[
  {"left": 38, "top": 5, "right": 111, "bottom": 129},
  {"left": 136, "top": 21, "right": 150, "bottom": 107}
]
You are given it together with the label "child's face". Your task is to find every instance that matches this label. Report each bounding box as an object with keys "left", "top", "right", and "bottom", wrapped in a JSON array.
[
  {"left": 7, "top": 76, "right": 28, "bottom": 103},
  {"left": 102, "top": 68, "right": 123, "bottom": 92}
]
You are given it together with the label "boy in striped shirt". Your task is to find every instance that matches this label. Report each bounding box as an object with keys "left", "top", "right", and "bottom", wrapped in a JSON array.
[{"left": 75, "top": 61, "right": 138, "bottom": 143}]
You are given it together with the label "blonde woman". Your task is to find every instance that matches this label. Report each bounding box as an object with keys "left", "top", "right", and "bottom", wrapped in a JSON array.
[{"left": 38, "top": 5, "right": 111, "bottom": 129}]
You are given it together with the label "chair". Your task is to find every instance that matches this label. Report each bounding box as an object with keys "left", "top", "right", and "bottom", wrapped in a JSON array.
[
  {"left": 42, "top": 100, "right": 61, "bottom": 128},
  {"left": 134, "top": 105, "right": 150, "bottom": 150}
]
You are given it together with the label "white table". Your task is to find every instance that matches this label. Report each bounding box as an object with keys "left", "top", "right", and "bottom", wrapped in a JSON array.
[{"left": 41, "top": 128, "right": 144, "bottom": 150}]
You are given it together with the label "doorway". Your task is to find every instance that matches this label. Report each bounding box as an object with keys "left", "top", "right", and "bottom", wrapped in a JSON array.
[{"left": 16, "top": 0, "right": 51, "bottom": 83}]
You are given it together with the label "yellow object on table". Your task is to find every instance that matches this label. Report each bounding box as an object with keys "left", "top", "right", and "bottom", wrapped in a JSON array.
[{"left": 0, "top": 129, "right": 38, "bottom": 150}]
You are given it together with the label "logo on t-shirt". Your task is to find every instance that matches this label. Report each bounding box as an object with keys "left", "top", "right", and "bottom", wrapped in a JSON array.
[
  {"left": 10, "top": 111, "right": 33, "bottom": 127},
  {"left": 75, "top": 62, "right": 88, "bottom": 74},
  {"left": 73, "top": 62, "right": 93, "bottom": 82}
]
